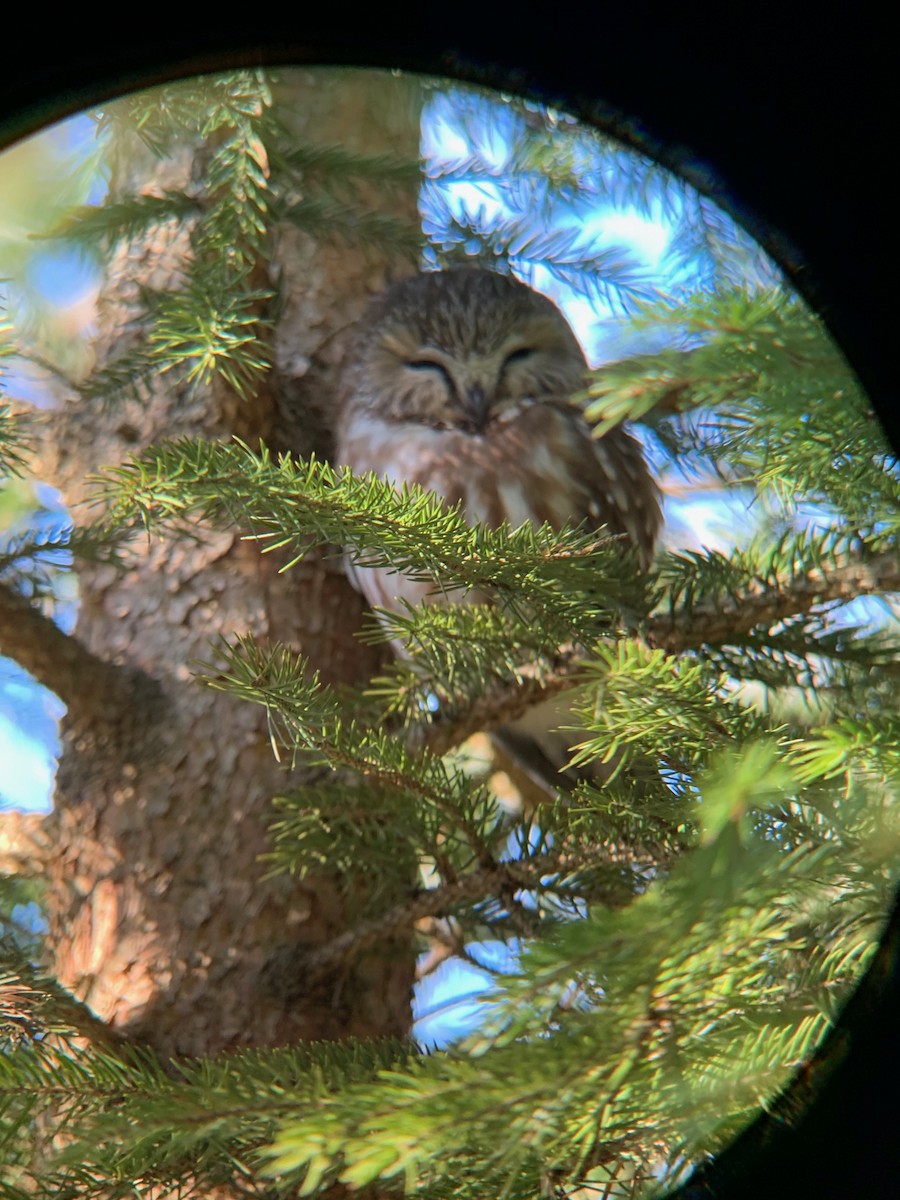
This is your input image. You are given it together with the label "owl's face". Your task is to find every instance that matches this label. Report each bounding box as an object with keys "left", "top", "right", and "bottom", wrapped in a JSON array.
[{"left": 342, "top": 269, "right": 588, "bottom": 434}]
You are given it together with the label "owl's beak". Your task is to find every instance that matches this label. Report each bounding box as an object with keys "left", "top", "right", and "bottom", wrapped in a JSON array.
[{"left": 463, "top": 384, "right": 490, "bottom": 433}]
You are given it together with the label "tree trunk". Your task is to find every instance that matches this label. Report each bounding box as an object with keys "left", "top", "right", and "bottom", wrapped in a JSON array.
[{"left": 17, "top": 69, "right": 423, "bottom": 1059}]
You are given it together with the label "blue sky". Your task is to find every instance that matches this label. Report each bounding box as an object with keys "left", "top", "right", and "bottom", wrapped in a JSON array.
[{"left": 0, "top": 660, "right": 62, "bottom": 810}]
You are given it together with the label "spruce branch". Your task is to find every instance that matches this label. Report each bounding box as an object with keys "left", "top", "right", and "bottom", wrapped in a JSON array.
[
  {"left": 263, "top": 744, "right": 856, "bottom": 1198},
  {"left": 405, "top": 646, "right": 584, "bottom": 757},
  {"left": 201, "top": 636, "right": 679, "bottom": 948},
  {"left": 566, "top": 640, "right": 760, "bottom": 782},
  {"left": 270, "top": 138, "right": 422, "bottom": 196},
  {"left": 96, "top": 443, "right": 896, "bottom": 660},
  {"left": 790, "top": 713, "right": 900, "bottom": 783},
  {"left": 263, "top": 945, "right": 781, "bottom": 1193},
  {"left": 63, "top": 70, "right": 279, "bottom": 420},
  {"left": 95, "top": 438, "right": 649, "bottom": 639},
  {"left": 92, "top": 437, "right": 898, "bottom": 774},
  {"left": 650, "top": 542, "right": 900, "bottom": 653},
  {"left": 96, "top": 68, "right": 274, "bottom": 158},
  {"left": 80, "top": 281, "right": 276, "bottom": 408},
  {"left": 584, "top": 288, "right": 881, "bottom": 456},
  {"left": 695, "top": 610, "right": 900, "bottom": 698},
  {"left": 294, "top": 845, "right": 641, "bottom": 982},
  {"left": 420, "top": 182, "right": 657, "bottom": 311},
  {"left": 279, "top": 195, "right": 422, "bottom": 260},
  {"left": 200, "top": 115, "right": 274, "bottom": 268},
  {"left": 0, "top": 1034, "right": 413, "bottom": 1199},
  {"left": 360, "top": 605, "right": 592, "bottom": 737},
  {"left": 199, "top": 635, "right": 500, "bottom": 869},
  {"left": 148, "top": 282, "right": 275, "bottom": 399},
  {"left": 78, "top": 342, "right": 159, "bottom": 409},
  {"left": 364, "top": 531, "right": 898, "bottom": 759},
  {"left": 0, "top": 517, "right": 131, "bottom": 607},
  {"left": 0, "top": 404, "right": 32, "bottom": 481},
  {"left": 403, "top": 545, "right": 899, "bottom": 762},
  {"left": 35, "top": 191, "right": 199, "bottom": 252}
]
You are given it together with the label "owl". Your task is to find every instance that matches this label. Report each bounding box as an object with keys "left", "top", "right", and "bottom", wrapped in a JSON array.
[{"left": 335, "top": 267, "right": 662, "bottom": 791}]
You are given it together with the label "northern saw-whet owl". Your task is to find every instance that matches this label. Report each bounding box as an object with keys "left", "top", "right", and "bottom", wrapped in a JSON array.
[{"left": 336, "top": 268, "right": 662, "bottom": 792}]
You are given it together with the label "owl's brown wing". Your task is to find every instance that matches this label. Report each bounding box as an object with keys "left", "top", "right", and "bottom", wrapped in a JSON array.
[
  {"left": 569, "top": 416, "right": 662, "bottom": 571},
  {"left": 411, "top": 400, "right": 661, "bottom": 568}
]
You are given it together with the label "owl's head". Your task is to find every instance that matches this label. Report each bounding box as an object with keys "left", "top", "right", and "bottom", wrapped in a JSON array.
[{"left": 341, "top": 269, "right": 588, "bottom": 433}]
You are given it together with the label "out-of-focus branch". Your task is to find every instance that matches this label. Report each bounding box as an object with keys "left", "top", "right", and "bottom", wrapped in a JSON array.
[
  {"left": 0, "top": 810, "right": 48, "bottom": 875},
  {"left": 0, "top": 583, "right": 107, "bottom": 707},
  {"left": 650, "top": 549, "right": 900, "bottom": 653},
  {"left": 415, "top": 546, "right": 900, "bottom": 756},
  {"left": 293, "top": 846, "right": 650, "bottom": 986}
]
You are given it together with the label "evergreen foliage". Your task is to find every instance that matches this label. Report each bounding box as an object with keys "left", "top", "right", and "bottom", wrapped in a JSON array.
[
  {"left": 0, "top": 402, "right": 29, "bottom": 482},
  {"left": 0, "top": 311, "right": 32, "bottom": 479},
  {"left": 0, "top": 68, "right": 897, "bottom": 1199}
]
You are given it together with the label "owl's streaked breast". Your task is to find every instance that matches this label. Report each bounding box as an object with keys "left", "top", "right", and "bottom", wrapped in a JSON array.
[
  {"left": 336, "top": 400, "right": 660, "bottom": 613},
  {"left": 340, "top": 404, "right": 579, "bottom": 522}
]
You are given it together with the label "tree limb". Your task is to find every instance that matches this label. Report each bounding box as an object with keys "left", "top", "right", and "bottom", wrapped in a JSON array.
[
  {"left": 0, "top": 583, "right": 105, "bottom": 707},
  {"left": 0, "top": 582, "right": 154, "bottom": 728},
  {"left": 414, "top": 546, "right": 900, "bottom": 756},
  {"left": 292, "top": 845, "right": 653, "bottom": 984},
  {"left": 0, "top": 810, "right": 48, "bottom": 875},
  {"left": 651, "top": 548, "right": 900, "bottom": 653}
]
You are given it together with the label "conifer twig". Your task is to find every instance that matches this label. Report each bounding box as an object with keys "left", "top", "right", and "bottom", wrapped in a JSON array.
[
  {"left": 294, "top": 845, "right": 657, "bottom": 982},
  {"left": 650, "top": 548, "right": 900, "bottom": 652},
  {"left": 407, "top": 545, "right": 899, "bottom": 756}
]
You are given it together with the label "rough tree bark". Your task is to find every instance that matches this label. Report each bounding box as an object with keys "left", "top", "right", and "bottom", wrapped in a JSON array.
[{"left": 2, "top": 69, "right": 423, "bottom": 1063}]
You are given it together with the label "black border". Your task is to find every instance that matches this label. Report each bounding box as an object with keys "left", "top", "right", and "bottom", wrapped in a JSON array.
[{"left": 3, "top": 17, "right": 897, "bottom": 1198}]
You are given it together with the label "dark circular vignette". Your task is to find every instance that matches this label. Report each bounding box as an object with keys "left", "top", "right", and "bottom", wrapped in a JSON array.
[
  {"left": 3, "top": 18, "right": 897, "bottom": 1200},
  {"left": 3, "top": 22, "right": 896, "bottom": 456}
]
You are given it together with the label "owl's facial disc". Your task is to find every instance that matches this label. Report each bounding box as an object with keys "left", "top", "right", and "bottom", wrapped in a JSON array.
[
  {"left": 371, "top": 305, "right": 586, "bottom": 433},
  {"left": 401, "top": 350, "right": 537, "bottom": 433}
]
